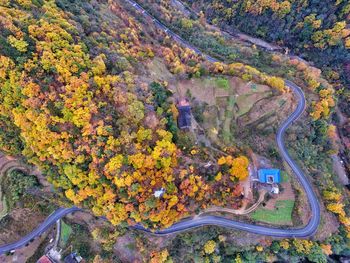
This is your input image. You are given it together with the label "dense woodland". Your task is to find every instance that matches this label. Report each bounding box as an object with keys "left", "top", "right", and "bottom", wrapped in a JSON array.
[
  {"left": 185, "top": 0, "right": 350, "bottom": 83},
  {"left": 0, "top": 0, "right": 349, "bottom": 261},
  {"left": 0, "top": 0, "right": 257, "bottom": 230}
]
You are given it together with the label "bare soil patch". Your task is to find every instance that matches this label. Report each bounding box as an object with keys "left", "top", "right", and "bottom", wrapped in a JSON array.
[
  {"left": 0, "top": 232, "right": 49, "bottom": 263},
  {"left": 264, "top": 181, "right": 295, "bottom": 210},
  {"left": 114, "top": 234, "right": 143, "bottom": 263},
  {"left": 0, "top": 208, "right": 47, "bottom": 245},
  {"left": 146, "top": 57, "right": 175, "bottom": 83},
  {"left": 316, "top": 206, "right": 339, "bottom": 241}
]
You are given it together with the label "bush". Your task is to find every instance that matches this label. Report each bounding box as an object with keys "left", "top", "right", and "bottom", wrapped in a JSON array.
[{"left": 4, "top": 170, "right": 38, "bottom": 208}]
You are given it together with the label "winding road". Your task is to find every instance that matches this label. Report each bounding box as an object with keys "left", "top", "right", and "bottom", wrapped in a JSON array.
[{"left": 0, "top": 0, "right": 320, "bottom": 254}]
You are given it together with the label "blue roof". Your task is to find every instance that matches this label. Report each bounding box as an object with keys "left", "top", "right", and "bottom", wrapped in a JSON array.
[{"left": 258, "top": 169, "right": 281, "bottom": 183}]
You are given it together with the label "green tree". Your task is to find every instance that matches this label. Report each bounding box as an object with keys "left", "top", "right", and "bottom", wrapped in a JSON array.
[{"left": 6, "top": 170, "right": 38, "bottom": 205}]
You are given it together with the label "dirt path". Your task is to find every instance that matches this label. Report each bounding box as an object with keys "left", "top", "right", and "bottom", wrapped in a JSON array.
[
  {"left": 199, "top": 189, "right": 267, "bottom": 216},
  {"left": 335, "top": 106, "right": 348, "bottom": 127},
  {"left": 331, "top": 154, "right": 349, "bottom": 185}
]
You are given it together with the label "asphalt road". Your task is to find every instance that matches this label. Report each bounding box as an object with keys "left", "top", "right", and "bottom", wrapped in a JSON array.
[
  {"left": 0, "top": 0, "right": 320, "bottom": 254},
  {"left": 0, "top": 207, "right": 80, "bottom": 254},
  {"left": 133, "top": 82, "right": 320, "bottom": 238}
]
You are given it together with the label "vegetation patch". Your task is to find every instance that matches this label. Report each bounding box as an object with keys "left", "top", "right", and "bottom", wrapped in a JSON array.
[
  {"left": 215, "top": 77, "right": 230, "bottom": 90},
  {"left": 2, "top": 170, "right": 38, "bottom": 211},
  {"left": 251, "top": 200, "right": 295, "bottom": 224},
  {"left": 281, "top": 171, "right": 290, "bottom": 183},
  {"left": 222, "top": 95, "right": 236, "bottom": 144},
  {"left": 62, "top": 223, "right": 95, "bottom": 260},
  {"left": 60, "top": 220, "right": 73, "bottom": 247}
]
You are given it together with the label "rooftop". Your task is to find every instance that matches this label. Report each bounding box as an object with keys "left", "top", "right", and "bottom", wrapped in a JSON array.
[
  {"left": 64, "top": 252, "right": 82, "bottom": 263},
  {"left": 258, "top": 169, "right": 281, "bottom": 184},
  {"left": 37, "top": 255, "right": 54, "bottom": 263},
  {"left": 177, "top": 98, "right": 191, "bottom": 129}
]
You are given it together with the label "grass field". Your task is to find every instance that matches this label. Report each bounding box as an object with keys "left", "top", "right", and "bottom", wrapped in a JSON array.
[
  {"left": 60, "top": 220, "right": 72, "bottom": 247},
  {"left": 251, "top": 200, "right": 294, "bottom": 224},
  {"left": 235, "top": 91, "right": 271, "bottom": 116},
  {"left": 281, "top": 171, "right": 289, "bottom": 182},
  {"left": 222, "top": 95, "right": 236, "bottom": 144},
  {"left": 215, "top": 77, "right": 230, "bottom": 90}
]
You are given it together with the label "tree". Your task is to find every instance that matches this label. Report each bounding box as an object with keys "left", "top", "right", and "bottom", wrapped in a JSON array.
[
  {"left": 6, "top": 170, "right": 38, "bottom": 204},
  {"left": 7, "top": 35, "right": 28, "bottom": 52},
  {"left": 326, "top": 203, "right": 345, "bottom": 216},
  {"left": 150, "top": 249, "right": 172, "bottom": 263},
  {"left": 204, "top": 240, "right": 216, "bottom": 254},
  {"left": 230, "top": 156, "right": 249, "bottom": 181},
  {"left": 279, "top": 239, "right": 290, "bottom": 250},
  {"left": 266, "top": 76, "right": 286, "bottom": 92},
  {"left": 180, "top": 18, "right": 193, "bottom": 30},
  {"left": 307, "top": 245, "right": 327, "bottom": 263}
]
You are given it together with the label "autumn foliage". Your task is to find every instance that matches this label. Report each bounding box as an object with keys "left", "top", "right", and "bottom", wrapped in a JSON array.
[{"left": 0, "top": 0, "right": 251, "bottom": 229}]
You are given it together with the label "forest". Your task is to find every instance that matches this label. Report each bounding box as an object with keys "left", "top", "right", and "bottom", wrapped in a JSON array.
[
  {"left": 0, "top": 0, "right": 258, "bottom": 229},
  {"left": 184, "top": 0, "right": 350, "bottom": 84},
  {"left": 0, "top": 0, "right": 349, "bottom": 262}
]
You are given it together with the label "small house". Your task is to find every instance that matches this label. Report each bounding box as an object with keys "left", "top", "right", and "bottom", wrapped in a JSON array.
[
  {"left": 154, "top": 188, "right": 165, "bottom": 198},
  {"left": 271, "top": 186, "right": 280, "bottom": 194},
  {"left": 64, "top": 252, "right": 82, "bottom": 263},
  {"left": 258, "top": 169, "right": 281, "bottom": 184},
  {"left": 37, "top": 255, "right": 54, "bottom": 263},
  {"left": 177, "top": 98, "right": 191, "bottom": 129}
]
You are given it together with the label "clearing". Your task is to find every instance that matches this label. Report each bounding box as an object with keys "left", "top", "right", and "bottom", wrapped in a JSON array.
[
  {"left": 251, "top": 200, "right": 295, "bottom": 225},
  {"left": 172, "top": 75, "right": 293, "bottom": 148}
]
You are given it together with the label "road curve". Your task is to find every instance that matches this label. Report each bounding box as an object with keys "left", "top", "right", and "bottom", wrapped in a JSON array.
[
  {"left": 124, "top": 0, "right": 320, "bottom": 236},
  {"left": 133, "top": 81, "right": 320, "bottom": 237},
  {"left": 0, "top": 207, "right": 80, "bottom": 254},
  {"left": 0, "top": 0, "right": 320, "bottom": 254}
]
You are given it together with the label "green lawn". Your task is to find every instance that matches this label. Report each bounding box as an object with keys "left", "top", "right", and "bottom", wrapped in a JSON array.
[
  {"left": 60, "top": 220, "right": 72, "bottom": 246},
  {"left": 251, "top": 200, "right": 294, "bottom": 224},
  {"left": 222, "top": 95, "right": 236, "bottom": 144},
  {"left": 215, "top": 77, "right": 230, "bottom": 90},
  {"left": 281, "top": 171, "right": 289, "bottom": 183}
]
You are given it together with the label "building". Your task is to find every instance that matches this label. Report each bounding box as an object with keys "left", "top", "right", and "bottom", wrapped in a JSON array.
[
  {"left": 258, "top": 169, "right": 281, "bottom": 184},
  {"left": 154, "top": 188, "right": 165, "bottom": 198},
  {"left": 271, "top": 186, "right": 280, "bottom": 194},
  {"left": 64, "top": 252, "right": 82, "bottom": 263},
  {"left": 177, "top": 98, "right": 191, "bottom": 129},
  {"left": 37, "top": 255, "right": 54, "bottom": 263}
]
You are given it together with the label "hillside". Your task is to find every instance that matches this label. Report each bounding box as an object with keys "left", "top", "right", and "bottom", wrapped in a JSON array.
[
  {"left": 0, "top": 0, "right": 293, "bottom": 229},
  {"left": 184, "top": 0, "right": 350, "bottom": 82},
  {"left": 182, "top": 0, "right": 350, "bottom": 179},
  {"left": 0, "top": 0, "right": 349, "bottom": 262}
]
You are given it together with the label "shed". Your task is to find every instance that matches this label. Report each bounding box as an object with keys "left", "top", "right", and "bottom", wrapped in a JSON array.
[
  {"left": 258, "top": 169, "right": 281, "bottom": 184},
  {"left": 177, "top": 98, "right": 191, "bottom": 129}
]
